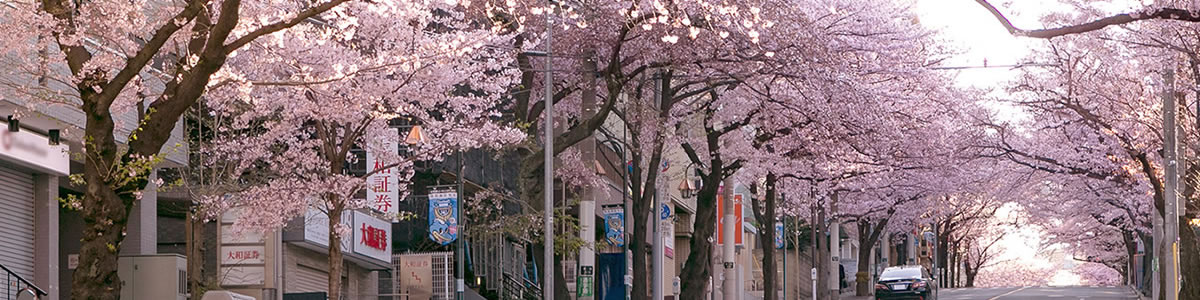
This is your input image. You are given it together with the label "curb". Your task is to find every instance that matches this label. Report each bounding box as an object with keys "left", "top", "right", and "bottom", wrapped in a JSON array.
[{"left": 1129, "top": 285, "right": 1147, "bottom": 300}]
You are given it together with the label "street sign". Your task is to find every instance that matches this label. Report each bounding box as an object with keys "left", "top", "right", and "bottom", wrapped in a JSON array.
[
  {"left": 580, "top": 266, "right": 594, "bottom": 276},
  {"left": 724, "top": 262, "right": 734, "bottom": 269},
  {"left": 577, "top": 276, "right": 594, "bottom": 297}
]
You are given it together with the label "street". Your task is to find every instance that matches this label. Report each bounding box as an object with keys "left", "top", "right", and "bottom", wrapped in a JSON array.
[{"left": 937, "top": 286, "right": 1140, "bottom": 300}]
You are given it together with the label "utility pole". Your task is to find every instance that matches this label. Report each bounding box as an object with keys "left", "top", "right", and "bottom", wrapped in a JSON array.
[
  {"left": 811, "top": 205, "right": 816, "bottom": 300},
  {"left": 722, "top": 179, "right": 736, "bottom": 300},
  {"left": 457, "top": 152, "right": 466, "bottom": 300},
  {"left": 652, "top": 72, "right": 665, "bottom": 300},
  {"left": 576, "top": 50, "right": 598, "bottom": 300},
  {"left": 1161, "top": 68, "right": 1180, "bottom": 300},
  {"left": 542, "top": 6, "right": 555, "bottom": 299},
  {"left": 782, "top": 215, "right": 788, "bottom": 300},
  {"left": 830, "top": 192, "right": 840, "bottom": 300}
]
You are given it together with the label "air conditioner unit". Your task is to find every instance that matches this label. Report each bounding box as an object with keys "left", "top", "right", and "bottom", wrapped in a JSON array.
[{"left": 119, "top": 254, "right": 187, "bottom": 300}]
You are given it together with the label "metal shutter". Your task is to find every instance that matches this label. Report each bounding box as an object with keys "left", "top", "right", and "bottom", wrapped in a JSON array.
[
  {"left": 0, "top": 165, "right": 34, "bottom": 280},
  {"left": 289, "top": 265, "right": 328, "bottom": 293}
]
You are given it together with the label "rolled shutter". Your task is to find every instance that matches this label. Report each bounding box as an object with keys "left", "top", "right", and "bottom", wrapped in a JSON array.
[{"left": 0, "top": 164, "right": 34, "bottom": 280}]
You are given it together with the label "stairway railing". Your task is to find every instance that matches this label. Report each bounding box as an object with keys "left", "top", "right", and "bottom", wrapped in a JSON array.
[{"left": 0, "top": 264, "right": 45, "bottom": 300}]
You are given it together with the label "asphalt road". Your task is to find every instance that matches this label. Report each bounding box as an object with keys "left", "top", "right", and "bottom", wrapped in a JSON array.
[{"left": 935, "top": 286, "right": 1140, "bottom": 300}]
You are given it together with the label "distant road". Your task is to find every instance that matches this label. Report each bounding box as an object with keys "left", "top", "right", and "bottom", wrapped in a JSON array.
[{"left": 938, "top": 286, "right": 1139, "bottom": 300}]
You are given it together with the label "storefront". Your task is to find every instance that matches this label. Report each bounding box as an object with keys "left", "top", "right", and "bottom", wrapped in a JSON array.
[
  {"left": 0, "top": 117, "right": 69, "bottom": 299},
  {"left": 280, "top": 208, "right": 391, "bottom": 299}
]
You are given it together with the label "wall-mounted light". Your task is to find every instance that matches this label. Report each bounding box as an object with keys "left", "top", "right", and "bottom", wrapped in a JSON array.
[
  {"left": 6, "top": 115, "right": 17, "bottom": 132},
  {"left": 48, "top": 129, "right": 60, "bottom": 145}
]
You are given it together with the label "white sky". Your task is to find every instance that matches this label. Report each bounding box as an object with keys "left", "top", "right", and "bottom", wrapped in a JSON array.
[{"left": 912, "top": 0, "right": 1090, "bottom": 285}]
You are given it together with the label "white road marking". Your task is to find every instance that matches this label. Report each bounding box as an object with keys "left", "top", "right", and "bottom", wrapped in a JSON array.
[{"left": 987, "top": 286, "right": 1028, "bottom": 300}]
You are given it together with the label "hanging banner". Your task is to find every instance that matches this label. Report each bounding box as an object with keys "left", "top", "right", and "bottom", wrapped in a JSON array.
[
  {"left": 367, "top": 140, "right": 400, "bottom": 215},
  {"left": 661, "top": 203, "right": 674, "bottom": 258},
  {"left": 428, "top": 190, "right": 459, "bottom": 245},
  {"left": 717, "top": 193, "right": 745, "bottom": 246},
  {"left": 774, "top": 221, "right": 785, "bottom": 249},
  {"left": 603, "top": 208, "right": 625, "bottom": 247}
]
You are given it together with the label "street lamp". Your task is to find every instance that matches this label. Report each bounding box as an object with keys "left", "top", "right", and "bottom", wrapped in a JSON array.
[
  {"left": 677, "top": 166, "right": 701, "bottom": 198},
  {"left": 678, "top": 177, "right": 696, "bottom": 198},
  {"left": 404, "top": 125, "right": 425, "bottom": 145}
]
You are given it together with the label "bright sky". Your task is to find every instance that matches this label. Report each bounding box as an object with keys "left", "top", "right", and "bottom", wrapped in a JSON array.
[{"left": 912, "top": 0, "right": 1086, "bottom": 286}]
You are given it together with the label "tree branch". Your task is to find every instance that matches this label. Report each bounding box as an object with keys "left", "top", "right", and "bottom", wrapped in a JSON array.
[
  {"left": 975, "top": 0, "right": 1200, "bottom": 38},
  {"left": 224, "top": 0, "right": 355, "bottom": 52}
]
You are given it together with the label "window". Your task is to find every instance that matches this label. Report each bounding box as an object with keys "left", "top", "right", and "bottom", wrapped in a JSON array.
[
  {"left": 879, "top": 268, "right": 922, "bottom": 281},
  {"left": 178, "top": 270, "right": 187, "bottom": 294}
]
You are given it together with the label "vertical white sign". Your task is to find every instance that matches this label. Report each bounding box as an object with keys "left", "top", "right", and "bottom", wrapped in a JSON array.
[{"left": 367, "top": 140, "right": 400, "bottom": 215}]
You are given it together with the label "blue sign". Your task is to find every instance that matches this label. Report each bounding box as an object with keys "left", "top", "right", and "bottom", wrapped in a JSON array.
[
  {"left": 774, "top": 222, "right": 785, "bottom": 249},
  {"left": 660, "top": 204, "right": 671, "bottom": 220},
  {"left": 428, "top": 190, "right": 458, "bottom": 245},
  {"left": 603, "top": 210, "right": 625, "bottom": 247}
]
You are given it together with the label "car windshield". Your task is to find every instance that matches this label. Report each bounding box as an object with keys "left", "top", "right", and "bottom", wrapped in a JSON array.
[{"left": 879, "top": 268, "right": 922, "bottom": 281}]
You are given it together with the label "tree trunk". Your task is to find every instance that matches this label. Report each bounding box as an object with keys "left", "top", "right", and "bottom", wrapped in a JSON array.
[
  {"left": 935, "top": 221, "right": 952, "bottom": 288},
  {"left": 73, "top": 97, "right": 131, "bottom": 300},
  {"left": 750, "top": 174, "right": 778, "bottom": 300},
  {"left": 679, "top": 179, "right": 720, "bottom": 300},
  {"left": 1178, "top": 217, "right": 1199, "bottom": 299},
  {"left": 631, "top": 195, "right": 650, "bottom": 300},
  {"left": 1122, "top": 230, "right": 1137, "bottom": 287},
  {"left": 855, "top": 218, "right": 888, "bottom": 296},
  {"left": 1141, "top": 233, "right": 1154, "bottom": 296},
  {"left": 816, "top": 205, "right": 829, "bottom": 300},
  {"left": 963, "top": 254, "right": 976, "bottom": 288},
  {"left": 953, "top": 248, "right": 961, "bottom": 288},
  {"left": 530, "top": 242, "right": 570, "bottom": 299},
  {"left": 328, "top": 205, "right": 345, "bottom": 300},
  {"left": 187, "top": 212, "right": 208, "bottom": 296}
]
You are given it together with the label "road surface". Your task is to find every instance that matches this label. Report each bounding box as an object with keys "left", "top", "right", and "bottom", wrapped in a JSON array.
[{"left": 937, "top": 286, "right": 1140, "bottom": 300}]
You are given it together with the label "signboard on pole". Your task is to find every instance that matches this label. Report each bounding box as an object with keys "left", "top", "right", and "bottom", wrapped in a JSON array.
[
  {"left": 399, "top": 254, "right": 434, "bottom": 300},
  {"left": 603, "top": 208, "right": 625, "bottom": 247},
  {"left": 577, "top": 275, "right": 594, "bottom": 297},
  {"left": 367, "top": 140, "right": 400, "bottom": 215},
  {"left": 775, "top": 222, "right": 785, "bottom": 249},
  {"left": 429, "top": 190, "right": 459, "bottom": 245},
  {"left": 717, "top": 193, "right": 744, "bottom": 246},
  {"left": 661, "top": 203, "right": 674, "bottom": 258}
]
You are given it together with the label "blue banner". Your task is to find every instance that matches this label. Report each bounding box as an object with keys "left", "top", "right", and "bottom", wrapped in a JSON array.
[
  {"left": 429, "top": 190, "right": 458, "bottom": 245},
  {"left": 774, "top": 221, "right": 785, "bottom": 249},
  {"left": 603, "top": 210, "right": 625, "bottom": 247}
]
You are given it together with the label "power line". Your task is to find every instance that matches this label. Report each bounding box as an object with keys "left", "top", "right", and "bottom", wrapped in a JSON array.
[{"left": 930, "top": 63, "right": 1055, "bottom": 70}]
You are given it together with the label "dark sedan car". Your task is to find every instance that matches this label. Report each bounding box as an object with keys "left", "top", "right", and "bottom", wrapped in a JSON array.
[{"left": 874, "top": 265, "right": 936, "bottom": 300}]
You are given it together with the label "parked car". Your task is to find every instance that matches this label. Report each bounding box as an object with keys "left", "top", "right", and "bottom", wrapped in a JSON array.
[{"left": 874, "top": 265, "right": 936, "bottom": 300}]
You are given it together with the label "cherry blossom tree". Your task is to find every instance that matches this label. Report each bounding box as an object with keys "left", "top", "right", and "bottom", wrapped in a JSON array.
[
  {"left": 974, "top": 1, "right": 1200, "bottom": 296},
  {"left": 200, "top": 3, "right": 524, "bottom": 298},
  {"left": 976, "top": 260, "right": 1055, "bottom": 287},
  {"left": 0, "top": 0, "right": 375, "bottom": 296},
  {"left": 1075, "top": 262, "right": 1124, "bottom": 286}
]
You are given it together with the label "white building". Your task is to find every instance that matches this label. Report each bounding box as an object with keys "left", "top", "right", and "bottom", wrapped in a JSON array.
[{"left": 0, "top": 96, "right": 189, "bottom": 300}]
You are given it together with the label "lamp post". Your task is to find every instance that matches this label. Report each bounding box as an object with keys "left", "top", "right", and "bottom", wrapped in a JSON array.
[{"left": 542, "top": 6, "right": 555, "bottom": 300}]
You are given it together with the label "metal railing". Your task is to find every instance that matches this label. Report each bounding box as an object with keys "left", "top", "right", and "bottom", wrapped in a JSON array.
[{"left": 0, "top": 264, "right": 45, "bottom": 300}]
